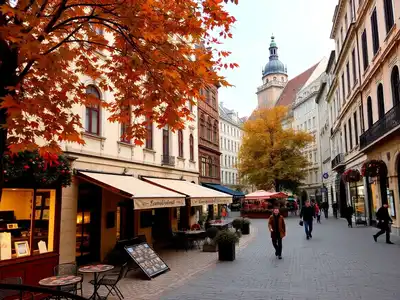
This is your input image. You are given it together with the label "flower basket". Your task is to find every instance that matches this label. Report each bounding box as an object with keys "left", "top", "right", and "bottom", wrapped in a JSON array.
[
  {"left": 361, "top": 160, "right": 385, "bottom": 178},
  {"left": 4, "top": 150, "right": 72, "bottom": 187},
  {"left": 342, "top": 169, "right": 361, "bottom": 182}
]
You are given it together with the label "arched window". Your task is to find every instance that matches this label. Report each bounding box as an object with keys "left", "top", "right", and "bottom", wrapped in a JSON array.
[
  {"left": 200, "top": 115, "right": 205, "bottom": 138},
  {"left": 85, "top": 85, "right": 101, "bottom": 135},
  {"left": 189, "top": 134, "right": 194, "bottom": 161},
  {"left": 367, "top": 96, "right": 373, "bottom": 128},
  {"left": 213, "top": 121, "right": 218, "bottom": 143},
  {"left": 391, "top": 66, "right": 400, "bottom": 107},
  {"left": 207, "top": 118, "right": 212, "bottom": 141},
  {"left": 178, "top": 130, "right": 184, "bottom": 158},
  {"left": 377, "top": 84, "right": 385, "bottom": 119}
]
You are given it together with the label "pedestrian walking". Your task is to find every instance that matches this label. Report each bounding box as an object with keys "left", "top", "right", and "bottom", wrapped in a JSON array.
[
  {"left": 373, "top": 204, "right": 394, "bottom": 244},
  {"left": 221, "top": 206, "right": 227, "bottom": 220},
  {"left": 300, "top": 200, "right": 315, "bottom": 240},
  {"left": 268, "top": 207, "right": 286, "bottom": 259},
  {"left": 322, "top": 202, "right": 329, "bottom": 218},
  {"left": 332, "top": 202, "right": 338, "bottom": 219},
  {"left": 346, "top": 205, "right": 354, "bottom": 228},
  {"left": 315, "top": 203, "right": 321, "bottom": 223}
]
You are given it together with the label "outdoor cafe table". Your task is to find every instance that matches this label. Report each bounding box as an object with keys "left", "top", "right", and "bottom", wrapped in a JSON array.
[
  {"left": 39, "top": 275, "right": 82, "bottom": 299},
  {"left": 78, "top": 264, "right": 114, "bottom": 300},
  {"left": 209, "top": 220, "right": 232, "bottom": 229}
]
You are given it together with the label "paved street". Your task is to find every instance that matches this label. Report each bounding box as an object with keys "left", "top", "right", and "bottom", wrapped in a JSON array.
[{"left": 160, "top": 217, "right": 400, "bottom": 300}]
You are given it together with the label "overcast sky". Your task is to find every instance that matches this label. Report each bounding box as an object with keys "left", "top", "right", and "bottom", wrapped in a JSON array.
[{"left": 217, "top": 0, "right": 338, "bottom": 117}]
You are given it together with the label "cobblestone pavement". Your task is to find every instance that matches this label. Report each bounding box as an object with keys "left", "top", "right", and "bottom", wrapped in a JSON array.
[
  {"left": 160, "top": 218, "right": 400, "bottom": 300},
  {"left": 81, "top": 224, "right": 257, "bottom": 300}
]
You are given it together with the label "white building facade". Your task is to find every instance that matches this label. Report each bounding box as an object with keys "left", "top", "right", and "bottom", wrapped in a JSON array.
[
  {"left": 219, "top": 103, "right": 243, "bottom": 188},
  {"left": 292, "top": 58, "right": 328, "bottom": 203}
]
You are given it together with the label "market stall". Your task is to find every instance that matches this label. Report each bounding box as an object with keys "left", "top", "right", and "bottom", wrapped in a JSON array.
[{"left": 241, "top": 190, "right": 288, "bottom": 218}]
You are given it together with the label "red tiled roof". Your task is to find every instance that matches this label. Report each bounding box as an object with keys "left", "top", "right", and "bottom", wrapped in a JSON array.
[{"left": 275, "top": 63, "right": 318, "bottom": 107}]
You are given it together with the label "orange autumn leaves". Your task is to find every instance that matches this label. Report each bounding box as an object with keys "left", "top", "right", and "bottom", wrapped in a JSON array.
[
  {"left": 0, "top": 0, "right": 238, "bottom": 153},
  {"left": 238, "top": 107, "right": 313, "bottom": 190}
]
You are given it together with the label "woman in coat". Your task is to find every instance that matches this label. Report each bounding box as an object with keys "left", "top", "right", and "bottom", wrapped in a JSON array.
[{"left": 268, "top": 207, "right": 286, "bottom": 259}]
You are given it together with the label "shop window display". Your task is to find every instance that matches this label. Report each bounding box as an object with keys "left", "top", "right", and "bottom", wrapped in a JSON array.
[{"left": 0, "top": 189, "right": 56, "bottom": 261}]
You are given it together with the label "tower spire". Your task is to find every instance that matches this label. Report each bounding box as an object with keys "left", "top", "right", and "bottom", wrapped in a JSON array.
[{"left": 269, "top": 35, "right": 278, "bottom": 60}]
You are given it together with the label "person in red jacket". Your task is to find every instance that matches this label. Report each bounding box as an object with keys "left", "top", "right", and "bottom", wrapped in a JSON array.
[{"left": 314, "top": 203, "right": 321, "bottom": 223}]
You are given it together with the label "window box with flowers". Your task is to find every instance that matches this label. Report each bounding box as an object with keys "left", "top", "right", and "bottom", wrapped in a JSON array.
[{"left": 0, "top": 151, "right": 71, "bottom": 285}]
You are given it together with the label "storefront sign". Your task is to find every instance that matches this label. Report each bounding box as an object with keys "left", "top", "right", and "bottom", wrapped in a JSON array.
[
  {"left": 134, "top": 198, "right": 185, "bottom": 210},
  {"left": 125, "top": 243, "right": 169, "bottom": 279},
  {"left": 191, "top": 197, "right": 232, "bottom": 206}
]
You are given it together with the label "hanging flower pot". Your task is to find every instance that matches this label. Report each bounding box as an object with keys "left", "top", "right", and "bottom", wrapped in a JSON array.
[
  {"left": 342, "top": 169, "right": 361, "bottom": 182},
  {"left": 4, "top": 150, "right": 72, "bottom": 187},
  {"left": 361, "top": 160, "right": 385, "bottom": 178}
]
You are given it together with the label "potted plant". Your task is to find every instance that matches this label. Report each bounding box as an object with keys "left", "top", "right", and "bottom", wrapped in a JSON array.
[
  {"left": 232, "top": 218, "right": 243, "bottom": 233},
  {"left": 242, "top": 218, "right": 251, "bottom": 235},
  {"left": 203, "top": 227, "right": 219, "bottom": 252},
  {"left": 215, "top": 230, "right": 239, "bottom": 261}
]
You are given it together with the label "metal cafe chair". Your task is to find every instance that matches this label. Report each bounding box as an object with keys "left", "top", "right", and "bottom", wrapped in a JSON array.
[
  {"left": 0, "top": 277, "right": 33, "bottom": 300},
  {"left": 54, "top": 263, "right": 83, "bottom": 296},
  {"left": 90, "top": 262, "right": 128, "bottom": 300}
]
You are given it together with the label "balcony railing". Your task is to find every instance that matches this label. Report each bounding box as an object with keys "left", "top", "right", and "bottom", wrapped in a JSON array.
[
  {"left": 331, "top": 153, "right": 345, "bottom": 170},
  {"left": 360, "top": 104, "right": 400, "bottom": 150},
  {"left": 161, "top": 155, "right": 175, "bottom": 167}
]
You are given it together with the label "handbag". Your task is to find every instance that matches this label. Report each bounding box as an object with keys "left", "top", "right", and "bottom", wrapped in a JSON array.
[{"left": 299, "top": 220, "right": 304, "bottom": 226}]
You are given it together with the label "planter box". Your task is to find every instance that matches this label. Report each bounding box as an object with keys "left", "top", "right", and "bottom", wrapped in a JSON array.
[
  {"left": 242, "top": 223, "right": 250, "bottom": 235},
  {"left": 203, "top": 243, "right": 218, "bottom": 252},
  {"left": 241, "top": 212, "right": 271, "bottom": 219},
  {"left": 218, "top": 242, "right": 236, "bottom": 261}
]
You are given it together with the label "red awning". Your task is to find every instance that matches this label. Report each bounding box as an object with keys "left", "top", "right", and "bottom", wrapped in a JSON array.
[{"left": 245, "top": 190, "right": 288, "bottom": 200}]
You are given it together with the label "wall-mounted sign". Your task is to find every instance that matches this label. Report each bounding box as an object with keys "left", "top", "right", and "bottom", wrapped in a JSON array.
[
  {"left": 191, "top": 197, "right": 232, "bottom": 206},
  {"left": 134, "top": 198, "right": 185, "bottom": 210},
  {"left": 125, "top": 243, "right": 169, "bottom": 279},
  {"left": 323, "top": 173, "right": 329, "bottom": 179}
]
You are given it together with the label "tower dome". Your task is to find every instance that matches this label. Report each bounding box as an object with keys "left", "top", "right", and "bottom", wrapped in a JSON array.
[{"left": 262, "top": 36, "right": 287, "bottom": 77}]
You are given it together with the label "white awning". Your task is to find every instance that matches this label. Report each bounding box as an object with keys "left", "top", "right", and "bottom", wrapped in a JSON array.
[
  {"left": 142, "top": 177, "right": 232, "bottom": 206},
  {"left": 77, "top": 172, "right": 186, "bottom": 210}
]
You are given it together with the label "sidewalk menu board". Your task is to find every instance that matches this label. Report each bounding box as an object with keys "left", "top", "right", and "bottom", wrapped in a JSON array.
[{"left": 124, "top": 243, "right": 169, "bottom": 279}]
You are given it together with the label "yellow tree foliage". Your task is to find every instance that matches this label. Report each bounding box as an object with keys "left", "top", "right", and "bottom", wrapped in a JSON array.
[{"left": 238, "top": 106, "right": 313, "bottom": 191}]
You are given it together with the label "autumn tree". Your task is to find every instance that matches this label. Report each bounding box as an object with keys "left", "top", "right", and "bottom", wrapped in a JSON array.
[
  {"left": 238, "top": 106, "right": 313, "bottom": 192},
  {"left": 0, "top": 0, "right": 238, "bottom": 192}
]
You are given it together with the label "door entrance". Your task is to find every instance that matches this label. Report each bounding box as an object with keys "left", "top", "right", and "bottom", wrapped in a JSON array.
[{"left": 76, "top": 183, "right": 102, "bottom": 265}]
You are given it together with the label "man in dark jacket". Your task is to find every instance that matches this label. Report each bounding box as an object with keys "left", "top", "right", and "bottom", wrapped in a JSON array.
[
  {"left": 346, "top": 205, "right": 354, "bottom": 228},
  {"left": 373, "top": 204, "right": 394, "bottom": 244},
  {"left": 300, "top": 200, "right": 315, "bottom": 240}
]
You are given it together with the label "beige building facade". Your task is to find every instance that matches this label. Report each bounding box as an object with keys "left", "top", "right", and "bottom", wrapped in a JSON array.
[
  {"left": 329, "top": 0, "right": 399, "bottom": 227},
  {"left": 59, "top": 75, "right": 199, "bottom": 264}
]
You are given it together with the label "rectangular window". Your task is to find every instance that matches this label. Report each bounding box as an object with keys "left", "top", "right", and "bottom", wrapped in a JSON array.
[
  {"left": 308, "top": 119, "right": 311, "bottom": 130},
  {"left": 371, "top": 8, "right": 380, "bottom": 55},
  {"left": 346, "top": 62, "right": 351, "bottom": 94},
  {"left": 383, "top": 0, "right": 395, "bottom": 34},
  {"left": 120, "top": 106, "right": 131, "bottom": 143},
  {"left": 313, "top": 117, "right": 316, "bottom": 128},
  {"left": 201, "top": 157, "right": 207, "bottom": 177},
  {"left": 0, "top": 189, "right": 57, "bottom": 261},
  {"left": 145, "top": 119, "right": 153, "bottom": 149},
  {"left": 352, "top": 48, "right": 357, "bottom": 86},
  {"left": 361, "top": 29, "right": 369, "bottom": 70},
  {"left": 345, "top": 13, "right": 348, "bottom": 29},
  {"left": 348, "top": 118, "right": 353, "bottom": 149},
  {"left": 344, "top": 124, "right": 348, "bottom": 153},
  {"left": 85, "top": 105, "right": 100, "bottom": 135},
  {"left": 354, "top": 112, "right": 359, "bottom": 146},
  {"left": 342, "top": 73, "right": 346, "bottom": 102}
]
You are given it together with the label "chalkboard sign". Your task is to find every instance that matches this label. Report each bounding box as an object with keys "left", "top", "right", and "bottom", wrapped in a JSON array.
[{"left": 124, "top": 243, "right": 169, "bottom": 279}]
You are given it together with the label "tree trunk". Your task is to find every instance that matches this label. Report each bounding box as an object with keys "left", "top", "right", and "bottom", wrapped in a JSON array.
[{"left": 0, "top": 37, "right": 18, "bottom": 200}]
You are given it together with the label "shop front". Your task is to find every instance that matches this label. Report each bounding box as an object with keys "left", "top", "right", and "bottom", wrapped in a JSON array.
[
  {"left": 343, "top": 169, "right": 367, "bottom": 225},
  {"left": 0, "top": 151, "right": 71, "bottom": 285},
  {"left": 141, "top": 177, "right": 232, "bottom": 227},
  {"left": 75, "top": 171, "right": 186, "bottom": 263}
]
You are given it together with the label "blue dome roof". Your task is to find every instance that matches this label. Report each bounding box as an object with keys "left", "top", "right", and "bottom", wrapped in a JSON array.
[
  {"left": 262, "top": 36, "right": 287, "bottom": 77},
  {"left": 263, "top": 59, "right": 286, "bottom": 76}
]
